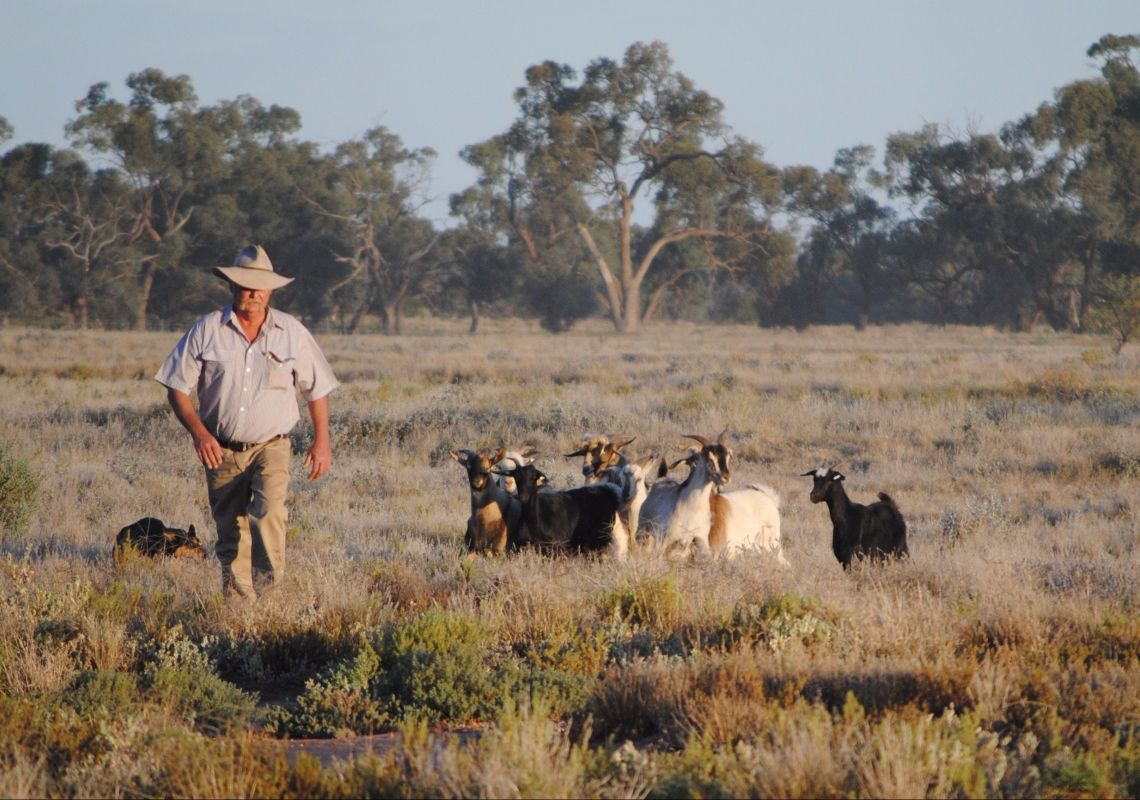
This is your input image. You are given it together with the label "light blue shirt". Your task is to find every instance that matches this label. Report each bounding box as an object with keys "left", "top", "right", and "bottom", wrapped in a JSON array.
[{"left": 155, "top": 306, "right": 339, "bottom": 444}]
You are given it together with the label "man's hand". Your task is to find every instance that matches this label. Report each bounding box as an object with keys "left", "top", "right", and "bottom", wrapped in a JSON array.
[
  {"left": 304, "top": 395, "right": 332, "bottom": 480},
  {"left": 303, "top": 439, "right": 332, "bottom": 480},
  {"left": 167, "top": 388, "right": 223, "bottom": 470},
  {"left": 193, "top": 432, "right": 224, "bottom": 470}
]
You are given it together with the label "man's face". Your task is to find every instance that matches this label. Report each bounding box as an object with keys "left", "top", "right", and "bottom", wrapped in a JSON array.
[{"left": 230, "top": 283, "right": 272, "bottom": 316}]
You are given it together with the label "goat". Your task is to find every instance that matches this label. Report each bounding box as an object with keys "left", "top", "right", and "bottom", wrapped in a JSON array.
[
  {"left": 710, "top": 484, "right": 788, "bottom": 565},
  {"left": 451, "top": 447, "right": 524, "bottom": 555},
  {"left": 114, "top": 517, "right": 206, "bottom": 561},
  {"left": 565, "top": 434, "right": 636, "bottom": 482},
  {"left": 640, "top": 434, "right": 787, "bottom": 564},
  {"left": 801, "top": 465, "right": 908, "bottom": 569},
  {"left": 636, "top": 451, "right": 693, "bottom": 545},
  {"left": 494, "top": 460, "right": 628, "bottom": 559},
  {"left": 598, "top": 453, "right": 663, "bottom": 552},
  {"left": 653, "top": 433, "right": 733, "bottom": 559},
  {"left": 494, "top": 446, "right": 539, "bottom": 495}
]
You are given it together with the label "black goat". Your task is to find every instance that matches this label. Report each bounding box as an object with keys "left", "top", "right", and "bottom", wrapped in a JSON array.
[
  {"left": 801, "top": 466, "right": 908, "bottom": 569},
  {"left": 495, "top": 461, "right": 625, "bottom": 557}
]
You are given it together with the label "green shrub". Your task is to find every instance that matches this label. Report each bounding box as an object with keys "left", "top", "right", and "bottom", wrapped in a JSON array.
[
  {"left": 269, "top": 640, "right": 388, "bottom": 738},
  {"left": 0, "top": 444, "right": 39, "bottom": 536},
  {"left": 63, "top": 670, "right": 139, "bottom": 717},
  {"left": 378, "top": 609, "right": 502, "bottom": 724},
  {"left": 716, "top": 593, "right": 839, "bottom": 653},
  {"left": 598, "top": 575, "right": 685, "bottom": 632},
  {"left": 143, "top": 665, "right": 257, "bottom": 735}
]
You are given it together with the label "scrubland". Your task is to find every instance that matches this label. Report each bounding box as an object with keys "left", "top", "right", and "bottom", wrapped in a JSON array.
[{"left": 0, "top": 319, "right": 1137, "bottom": 798}]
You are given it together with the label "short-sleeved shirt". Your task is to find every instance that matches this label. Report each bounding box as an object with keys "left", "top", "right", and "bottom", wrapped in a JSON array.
[{"left": 155, "top": 306, "right": 339, "bottom": 445}]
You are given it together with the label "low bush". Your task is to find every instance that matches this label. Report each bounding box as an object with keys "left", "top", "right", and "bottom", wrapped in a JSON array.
[{"left": 0, "top": 444, "right": 39, "bottom": 536}]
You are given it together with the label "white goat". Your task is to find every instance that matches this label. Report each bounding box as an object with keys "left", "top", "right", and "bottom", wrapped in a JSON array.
[
  {"left": 636, "top": 452, "right": 691, "bottom": 546},
  {"left": 598, "top": 453, "right": 663, "bottom": 552},
  {"left": 711, "top": 484, "right": 787, "bottom": 565},
  {"left": 654, "top": 434, "right": 731, "bottom": 559},
  {"left": 644, "top": 432, "right": 787, "bottom": 564}
]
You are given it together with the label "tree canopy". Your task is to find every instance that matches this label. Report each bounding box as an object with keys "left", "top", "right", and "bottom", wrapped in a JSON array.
[{"left": 1, "top": 35, "right": 1138, "bottom": 341}]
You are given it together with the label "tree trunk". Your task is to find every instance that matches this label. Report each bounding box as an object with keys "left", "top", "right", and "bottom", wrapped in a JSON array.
[
  {"left": 135, "top": 259, "right": 156, "bottom": 331},
  {"left": 619, "top": 280, "right": 640, "bottom": 333},
  {"left": 468, "top": 299, "right": 480, "bottom": 334}
]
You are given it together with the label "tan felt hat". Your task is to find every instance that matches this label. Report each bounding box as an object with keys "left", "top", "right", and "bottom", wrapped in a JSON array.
[{"left": 213, "top": 245, "right": 294, "bottom": 290}]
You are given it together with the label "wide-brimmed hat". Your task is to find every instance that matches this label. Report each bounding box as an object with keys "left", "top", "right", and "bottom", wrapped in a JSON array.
[{"left": 212, "top": 245, "right": 294, "bottom": 291}]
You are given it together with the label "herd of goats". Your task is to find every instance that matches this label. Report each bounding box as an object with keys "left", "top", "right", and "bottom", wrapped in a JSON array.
[
  {"left": 111, "top": 432, "right": 909, "bottom": 569},
  {"left": 451, "top": 432, "right": 909, "bottom": 570}
]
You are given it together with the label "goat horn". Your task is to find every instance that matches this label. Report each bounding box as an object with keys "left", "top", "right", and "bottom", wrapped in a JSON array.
[
  {"left": 717, "top": 428, "right": 729, "bottom": 444},
  {"left": 683, "top": 433, "right": 711, "bottom": 447},
  {"left": 491, "top": 447, "right": 506, "bottom": 463},
  {"left": 615, "top": 437, "right": 636, "bottom": 450}
]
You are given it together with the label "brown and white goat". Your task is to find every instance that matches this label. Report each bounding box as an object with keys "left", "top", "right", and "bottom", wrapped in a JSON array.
[
  {"left": 451, "top": 447, "right": 524, "bottom": 555},
  {"left": 643, "top": 433, "right": 786, "bottom": 563},
  {"left": 565, "top": 434, "right": 636, "bottom": 483}
]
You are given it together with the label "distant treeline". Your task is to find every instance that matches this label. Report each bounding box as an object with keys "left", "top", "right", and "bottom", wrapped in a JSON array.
[{"left": 1, "top": 36, "right": 1138, "bottom": 341}]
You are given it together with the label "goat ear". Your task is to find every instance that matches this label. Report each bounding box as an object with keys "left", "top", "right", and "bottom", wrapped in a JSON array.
[
  {"left": 832, "top": 472, "right": 845, "bottom": 481},
  {"left": 717, "top": 428, "right": 729, "bottom": 444},
  {"left": 564, "top": 446, "right": 589, "bottom": 458},
  {"left": 450, "top": 449, "right": 468, "bottom": 464},
  {"left": 800, "top": 469, "right": 817, "bottom": 477},
  {"left": 491, "top": 447, "right": 506, "bottom": 463}
]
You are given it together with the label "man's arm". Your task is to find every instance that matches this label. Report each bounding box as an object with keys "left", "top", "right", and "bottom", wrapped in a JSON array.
[
  {"left": 166, "top": 387, "right": 224, "bottom": 470},
  {"left": 303, "top": 395, "right": 332, "bottom": 480}
]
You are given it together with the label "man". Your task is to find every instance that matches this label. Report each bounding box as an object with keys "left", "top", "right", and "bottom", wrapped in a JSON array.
[{"left": 155, "top": 244, "right": 339, "bottom": 600}]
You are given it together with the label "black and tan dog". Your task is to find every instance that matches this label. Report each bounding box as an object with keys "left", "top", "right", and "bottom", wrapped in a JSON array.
[{"left": 114, "top": 517, "right": 207, "bottom": 560}]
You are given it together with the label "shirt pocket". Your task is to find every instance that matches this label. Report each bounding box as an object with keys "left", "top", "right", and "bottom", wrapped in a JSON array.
[
  {"left": 200, "top": 348, "right": 237, "bottom": 390},
  {"left": 266, "top": 351, "right": 296, "bottom": 390}
]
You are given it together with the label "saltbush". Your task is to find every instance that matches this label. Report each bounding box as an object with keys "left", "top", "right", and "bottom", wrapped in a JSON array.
[{"left": 0, "top": 444, "right": 39, "bottom": 536}]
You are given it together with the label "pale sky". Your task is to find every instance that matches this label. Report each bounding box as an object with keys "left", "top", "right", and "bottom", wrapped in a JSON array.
[{"left": 3, "top": 1, "right": 1136, "bottom": 224}]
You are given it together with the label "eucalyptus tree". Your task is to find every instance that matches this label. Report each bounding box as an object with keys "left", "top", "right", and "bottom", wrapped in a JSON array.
[
  {"left": 39, "top": 151, "right": 139, "bottom": 328},
  {"left": 461, "top": 41, "right": 788, "bottom": 332},
  {"left": 783, "top": 146, "right": 896, "bottom": 329},
  {"left": 66, "top": 69, "right": 230, "bottom": 330},
  {"left": 301, "top": 126, "right": 440, "bottom": 334},
  {"left": 453, "top": 115, "right": 598, "bottom": 332},
  {"left": 884, "top": 121, "right": 1080, "bottom": 329},
  {"left": 0, "top": 142, "right": 61, "bottom": 321},
  {"left": 1019, "top": 34, "right": 1140, "bottom": 289}
]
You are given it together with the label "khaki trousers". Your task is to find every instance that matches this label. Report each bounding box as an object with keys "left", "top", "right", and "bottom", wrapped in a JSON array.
[{"left": 206, "top": 437, "right": 291, "bottom": 599}]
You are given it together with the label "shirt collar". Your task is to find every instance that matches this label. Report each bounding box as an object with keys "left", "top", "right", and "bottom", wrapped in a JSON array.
[{"left": 221, "top": 305, "right": 283, "bottom": 338}]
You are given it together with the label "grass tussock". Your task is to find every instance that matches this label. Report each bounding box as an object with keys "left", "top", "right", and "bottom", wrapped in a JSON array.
[{"left": 0, "top": 320, "right": 1137, "bottom": 796}]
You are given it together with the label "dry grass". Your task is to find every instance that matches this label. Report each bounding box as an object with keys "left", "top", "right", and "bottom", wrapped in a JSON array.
[{"left": 0, "top": 319, "right": 1138, "bottom": 797}]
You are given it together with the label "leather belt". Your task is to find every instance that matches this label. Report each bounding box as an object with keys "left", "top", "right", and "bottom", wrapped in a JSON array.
[{"left": 217, "top": 434, "right": 285, "bottom": 452}]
